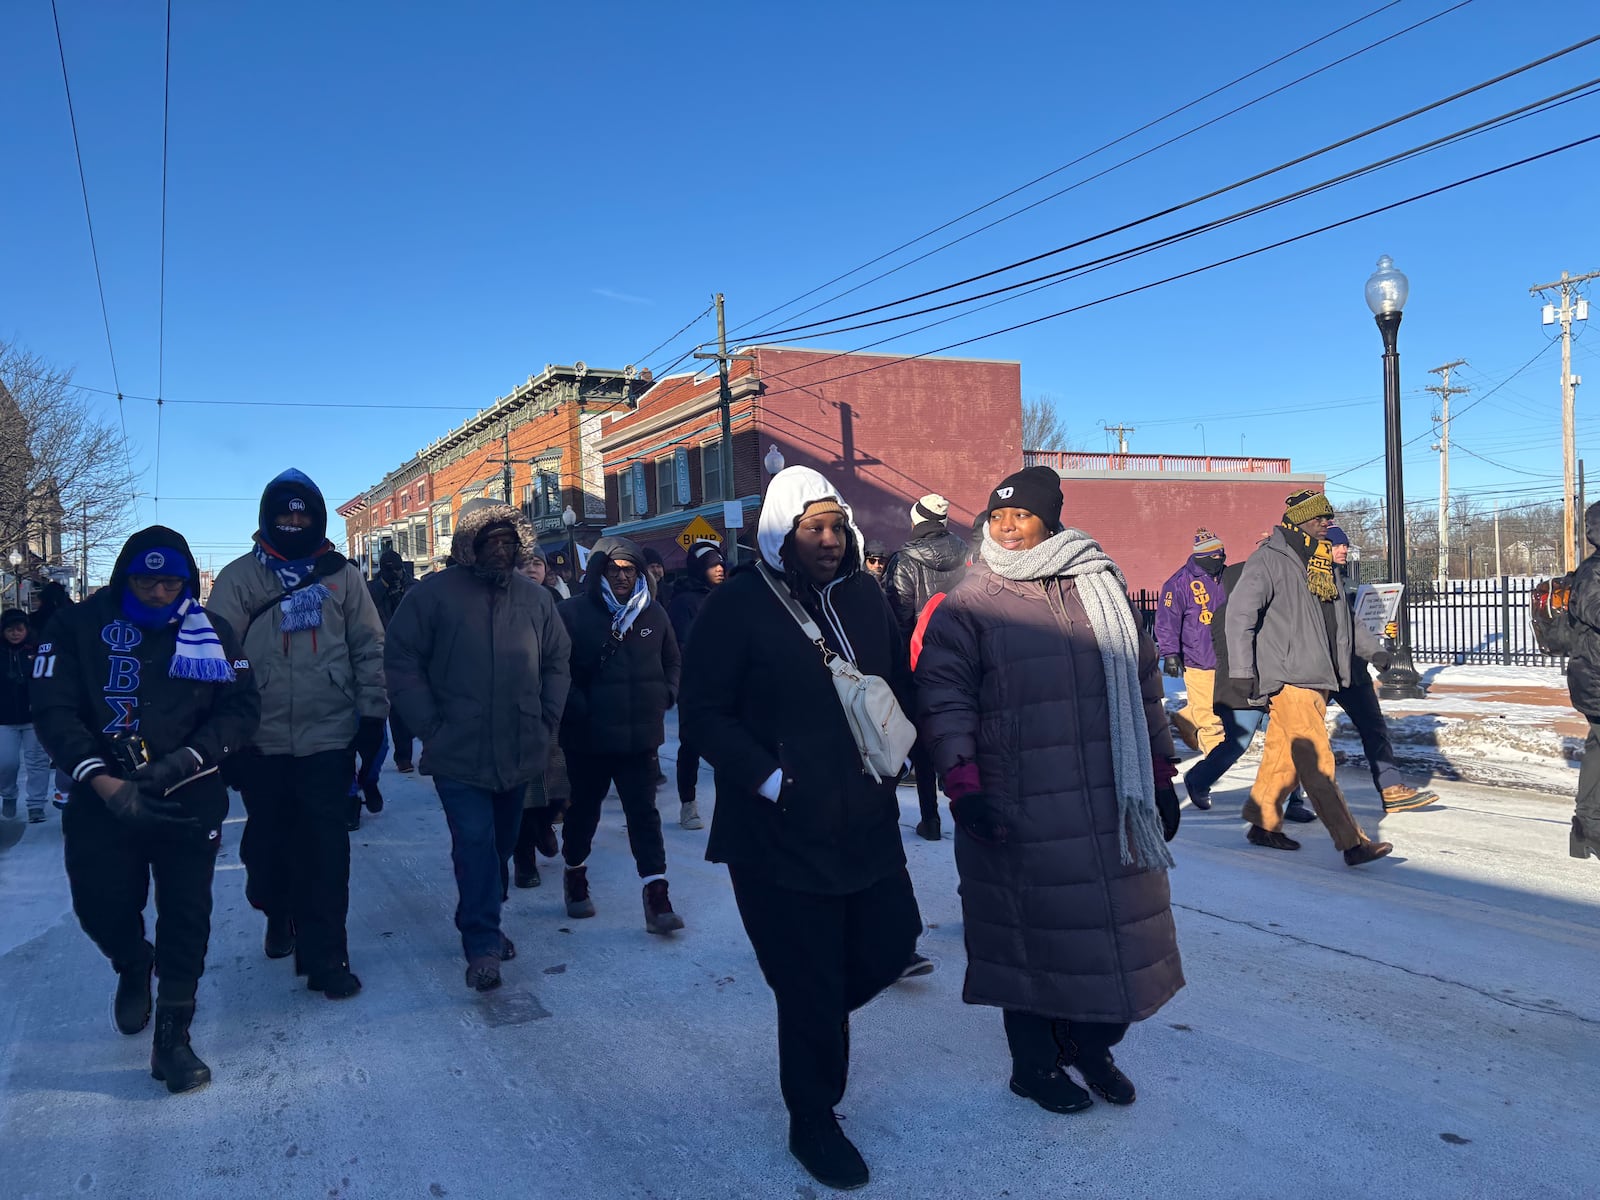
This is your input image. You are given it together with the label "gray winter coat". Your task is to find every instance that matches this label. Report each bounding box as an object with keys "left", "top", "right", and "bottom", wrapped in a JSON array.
[
  {"left": 1224, "top": 527, "right": 1380, "bottom": 699},
  {"left": 916, "top": 564, "right": 1183, "bottom": 1024},
  {"left": 208, "top": 553, "right": 387, "bottom": 757},
  {"left": 383, "top": 503, "right": 572, "bottom": 793}
]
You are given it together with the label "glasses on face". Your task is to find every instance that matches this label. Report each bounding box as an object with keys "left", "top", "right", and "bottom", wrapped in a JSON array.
[
  {"left": 865, "top": 556, "right": 885, "bottom": 565},
  {"left": 129, "top": 575, "right": 186, "bottom": 602},
  {"left": 605, "top": 563, "right": 639, "bottom": 579}
]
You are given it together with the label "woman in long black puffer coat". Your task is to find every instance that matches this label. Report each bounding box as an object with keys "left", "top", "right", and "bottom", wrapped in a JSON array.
[{"left": 679, "top": 465, "right": 922, "bottom": 1193}]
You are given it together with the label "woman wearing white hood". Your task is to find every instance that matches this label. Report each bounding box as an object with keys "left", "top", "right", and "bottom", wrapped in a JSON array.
[{"left": 679, "top": 466, "right": 922, "bottom": 1192}]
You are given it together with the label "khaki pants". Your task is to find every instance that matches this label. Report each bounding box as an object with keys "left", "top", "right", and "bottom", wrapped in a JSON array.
[
  {"left": 1171, "top": 668, "right": 1225, "bottom": 755},
  {"left": 1241, "top": 685, "right": 1369, "bottom": 852}
]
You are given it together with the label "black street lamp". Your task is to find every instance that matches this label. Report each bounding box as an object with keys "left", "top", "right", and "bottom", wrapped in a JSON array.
[
  {"left": 1365, "top": 254, "right": 1426, "bottom": 699},
  {"left": 562, "top": 504, "right": 579, "bottom": 587}
]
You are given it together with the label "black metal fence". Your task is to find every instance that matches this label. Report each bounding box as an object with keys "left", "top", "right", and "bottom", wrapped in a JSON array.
[{"left": 1130, "top": 579, "right": 1563, "bottom": 668}]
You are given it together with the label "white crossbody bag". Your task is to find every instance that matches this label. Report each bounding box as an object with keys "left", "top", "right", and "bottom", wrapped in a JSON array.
[{"left": 758, "top": 563, "right": 917, "bottom": 782}]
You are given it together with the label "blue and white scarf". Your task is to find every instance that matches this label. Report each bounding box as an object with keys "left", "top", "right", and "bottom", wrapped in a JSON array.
[
  {"left": 254, "top": 542, "right": 331, "bottom": 632},
  {"left": 170, "top": 598, "right": 237, "bottom": 683},
  {"left": 600, "top": 577, "right": 650, "bottom": 638}
]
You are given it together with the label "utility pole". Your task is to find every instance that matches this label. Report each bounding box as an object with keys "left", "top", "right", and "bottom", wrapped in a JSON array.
[
  {"left": 502, "top": 419, "right": 513, "bottom": 507},
  {"left": 694, "top": 293, "right": 754, "bottom": 567},
  {"left": 1494, "top": 501, "right": 1502, "bottom": 578},
  {"left": 1103, "top": 423, "right": 1135, "bottom": 454},
  {"left": 80, "top": 508, "right": 88, "bottom": 600},
  {"left": 1426, "top": 360, "right": 1468, "bottom": 581},
  {"left": 1530, "top": 269, "right": 1597, "bottom": 571}
]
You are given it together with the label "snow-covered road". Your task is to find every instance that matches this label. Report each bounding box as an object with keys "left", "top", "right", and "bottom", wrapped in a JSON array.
[{"left": 2, "top": 735, "right": 1596, "bottom": 1200}]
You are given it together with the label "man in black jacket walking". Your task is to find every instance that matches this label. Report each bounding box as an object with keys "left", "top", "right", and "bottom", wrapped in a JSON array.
[
  {"left": 558, "top": 536, "right": 684, "bottom": 933},
  {"left": 385, "top": 500, "right": 571, "bottom": 991},
  {"left": 31, "top": 527, "right": 260, "bottom": 1093},
  {"left": 368, "top": 550, "right": 418, "bottom": 772},
  {"left": 884, "top": 492, "right": 967, "bottom": 840},
  {"left": 667, "top": 539, "right": 724, "bottom": 831}
]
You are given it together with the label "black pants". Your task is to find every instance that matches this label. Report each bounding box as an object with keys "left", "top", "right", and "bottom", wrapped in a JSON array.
[
  {"left": 389, "top": 709, "right": 415, "bottom": 768},
  {"left": 675, "top": 739, "right": 701, "bottom": 805},
  {"left": 1002, "top": 1009, "right": 1128, "bottom": 1073},
  {"left": 63, "top": 796, "right": 219, "bottom": 1006},
  {"left": 1329, "top": 675, "right": 1403, "bottom": 794},
  {"left": 238, "top": 749, "right": 356, "bottom": 973},
  {"left": 562, "top": 750, "right": 667, "bottom": 877},
  {"left": 909, "top": 736, "right": 939, "bottom": 827},
  {"left": 729, "top": 865, "right": 922, "bottom": 1119}
]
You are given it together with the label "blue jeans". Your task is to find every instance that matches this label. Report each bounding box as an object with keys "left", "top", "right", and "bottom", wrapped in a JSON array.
[
  {"left": 1185, "top": 707, "right": 1306, "bottom": 806},
  {"left": 0, "top": 724, "right": 51, "bottom": 811},
  {"left": 434, "top": 778, "right": 524, "bottom": 960}
]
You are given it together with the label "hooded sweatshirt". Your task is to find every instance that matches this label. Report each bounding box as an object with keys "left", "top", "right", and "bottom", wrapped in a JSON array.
[
  {"left": 28, "top": 526, "right": 262, "bottom": 827},
  {"left": 208, "top": 471, "right": 388, "bottom": 756}
]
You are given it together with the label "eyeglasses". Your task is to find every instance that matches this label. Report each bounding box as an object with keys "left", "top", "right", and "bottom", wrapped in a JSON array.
[
  {"left": 604, "top": 563, "right": 639, "bottom": 577},
  {"left": 865, "top": 556, "right": 886, "bottom": 565}
]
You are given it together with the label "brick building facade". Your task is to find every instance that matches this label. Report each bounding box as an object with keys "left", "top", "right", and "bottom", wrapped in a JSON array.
[
  {"left": 597, "top": 346, "right": 1023, "bottom": 566},
  {"left": 1025, "top": 451, "right": 1327, "bottom": 594}
]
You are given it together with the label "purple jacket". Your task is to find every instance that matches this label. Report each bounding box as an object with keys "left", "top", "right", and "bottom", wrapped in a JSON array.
[{"left": 1154, "top": 557, "right": 1226, "bottom": 670}]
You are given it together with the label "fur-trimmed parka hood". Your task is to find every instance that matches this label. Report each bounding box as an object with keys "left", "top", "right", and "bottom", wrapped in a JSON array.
[{"left": 450, "top": 500, "right": 537, "bottom": 568}]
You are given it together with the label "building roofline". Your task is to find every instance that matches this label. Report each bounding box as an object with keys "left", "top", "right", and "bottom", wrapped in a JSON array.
[{"left": 745, "top": 344, "right": 1021, "bottom": 367}]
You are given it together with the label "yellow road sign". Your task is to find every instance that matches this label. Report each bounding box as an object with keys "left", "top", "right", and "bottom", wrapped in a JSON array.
[{"left": 676, "top": 516, "right": 723, "bottom": 552}]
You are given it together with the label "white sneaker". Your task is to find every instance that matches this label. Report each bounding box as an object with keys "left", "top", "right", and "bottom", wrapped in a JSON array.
[{"left": 679, "top": 801, "right": 703, "bottom": 830}]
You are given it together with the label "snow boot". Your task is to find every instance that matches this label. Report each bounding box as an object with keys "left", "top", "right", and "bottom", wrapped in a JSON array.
[
  {"left": 114, "top": 943, "right": 155, "bottom": 1035},
  {"left": 1382, "top": 785, "right": 1436, "bottom": 813},
  {"left": 679, "top": 801, "right": 703, "bottom": 830},
  {"left": 643, "top": 879, "right": 684, "bottom": 934},
  {"left": 788, "top": 1113, "right": 869, "bottom": 1191},
  {"left": 1247, "top": 825, "right": 1301, "bottom": 852},
  {"left": 263, "top": 914, "right": 295, "bottom": 960},
  {"left": 1283, "top": 794, "right": 1317, "bottom": 823},
  {"left": 1572, "top": 816, "right": 1600, "bottom": 860},
  {"left": 513, "top": 855, "right": 541, "bottom": 889},
  {"left": 306, "top": 963, "right": 362, "bottom": 1000},
  {"left": 1069, "top": 1049, "right": 1136, "bottom": 1106},
  {"left": 1009, "top": 1066, "right": 1094, "bottom": 1114},
  {"left": 1343, "top": 839, "right": 1394, "bottom": 867},
  {"left": 564, "top": 865, "right": 596, "bottom": 919},
  {"left": 149, "top": 1005, "right": 211, "bottom": 1095},
  {"left": 465, "top": 955, "right": 501, "bottom": 992}
]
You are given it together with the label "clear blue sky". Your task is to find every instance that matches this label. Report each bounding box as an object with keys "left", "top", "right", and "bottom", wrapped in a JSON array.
[{"left": 4, "top": 0, "right": 1598, "bottom": 574}]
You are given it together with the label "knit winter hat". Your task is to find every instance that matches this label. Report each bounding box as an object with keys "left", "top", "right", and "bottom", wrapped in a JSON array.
[
  {"left": 1, "top": 608, "right": 27, "bottom": 632},
  {"left": 1193, "top": 528, "right": 1224, "bottom": 555},
  {"left": 987, "top": 465, "right": 1064, "bottom": 531},
  {"left": 1325, "top": 525, "right": 1351, "bottom": 547},
  {"left": 799, "top": 497, "right": 847, "bottom": 524},
  {"left": 686, "top": 540, "right": 723, "bottom": 579},
  {"left": 1284, "top": 488, "right": 1335, "bottom": 526},
  {"left": 910, "top": 493, "right": 950, "bottom": 527},
  {"left": 642, "top": 547, "right": 665, "bottom": 569}
]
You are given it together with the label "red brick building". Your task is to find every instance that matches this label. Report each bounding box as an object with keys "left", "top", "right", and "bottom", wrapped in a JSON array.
[
  {"left": 1026, "top": 451, "right": 1327, "bottom": 595},
  {"left": 597, "top": 346, "right": 1023, "bottom": 565}
]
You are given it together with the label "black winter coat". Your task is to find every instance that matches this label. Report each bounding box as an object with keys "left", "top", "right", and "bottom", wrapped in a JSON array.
[
  {"left": 558, "top": 574, "right": 680, "bottom": 757},
  {"left": 2, "top": 639, "right": 36, "bottom": 725},
  {"left": 885, "top": 525, "right": 968, "bottom": 637},
  {"left": 367, "top": 574, "right": 415, "bottom": 628},
  {"left": 30, "top": 528, "right": 262, "bottom": 828},
  {"left": 679, "top": 564, "right": 911, "bottom": 895},
  {"left": 1566, "top": 504, "right": 1600, "bottom": 718},
  {"left": 1208, "top": 561, "right": 1254, "bottom": 712},
  {"left": 667, "top": 579, "right": 712, "bottom": 650}
]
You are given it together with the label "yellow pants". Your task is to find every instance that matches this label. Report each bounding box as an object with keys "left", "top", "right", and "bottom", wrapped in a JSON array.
[
  {"left": 1241, "top": 685, "right": 1369, "bottom": 852},
  {"left": 1171, "top": 668, "right": 1225, "bottom": 755}
]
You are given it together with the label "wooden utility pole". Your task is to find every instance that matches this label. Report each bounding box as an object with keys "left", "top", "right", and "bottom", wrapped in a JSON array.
[
  {"left": 1530, "top": 269, "right": 1597, "bottom": 570},
  {"left": 1103, "top": 423, "right": 1136, "bottom": 454},
  {"left": 1494, "top": 501, "right": 1502, "bottom": 578},
  {"left": 1426, "top": 360, "right": 1468, "bottom": 580},
  {"left": 502, "top": 419, "right": 514, "bottom": 507},
  {"left": 694, "top": 293, "right": 754, "bottom": 567}
]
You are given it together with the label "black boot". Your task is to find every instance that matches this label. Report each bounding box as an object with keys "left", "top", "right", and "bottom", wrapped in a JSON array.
[
  {"left": 1004, "top": 1010, "right": 1094, "bottom": 1113},
  {"left": 306, "top": 961, "right": 363, "bottom": 1000},
  {"left": 149, "top": 1004, "right": 211, "bottom": 1094},
  {"left": 788, "top": 1113, "right": 869, "bottom": 1191},
  {"left": 114, "top": 943, "right": 155, "bottom": 1035},
  {"left": 264, "top": 914, "right": 296, "bottom": 960},
  {"left": 1069, "top": 1049, "right": 1136, "bottom": 1106}
]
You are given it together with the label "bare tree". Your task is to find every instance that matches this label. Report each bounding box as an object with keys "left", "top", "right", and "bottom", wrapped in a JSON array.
[
  {"left": 0, "top": 339, "right": 137, "bottom": 593},
  {"left": 1023, "top": 394, "right": 1080, "bottom": 451}
]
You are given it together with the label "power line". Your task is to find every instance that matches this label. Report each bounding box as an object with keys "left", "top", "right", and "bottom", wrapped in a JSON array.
[
  {"left": 738, "top": 43, "right": 1600, "bottom": 349},
  {"left": 751, "top": 136, "right": 1598, "bottom": 409},
  {"left": 155, "top": 0, "right": 172, "bottom": 520},
  {"left": 728, "top": 0, "right": 1418, "bottom": 337},
  {"left": 50, "top": 0, "right": 123, "bottom": 430},
  {"left": 633, "top": 302, "right": 714, "bottom": 376}
]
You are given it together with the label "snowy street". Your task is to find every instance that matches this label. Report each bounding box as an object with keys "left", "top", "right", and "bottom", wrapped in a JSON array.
[{"left": 2, "top": 731, "right": 1596, "bottom": 1200}]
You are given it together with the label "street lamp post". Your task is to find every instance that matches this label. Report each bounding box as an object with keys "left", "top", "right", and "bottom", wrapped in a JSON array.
[
  {"left": 6, "top": 550, "right": 22, "bottom": 608},
  {"left": 561, "top": 504, "right": 578, "bottom": 587},
  {"left": 1365, "top": 254, "right": 1426, "bottom": 699}
]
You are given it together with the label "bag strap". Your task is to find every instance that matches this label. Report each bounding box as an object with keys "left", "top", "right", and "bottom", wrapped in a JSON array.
[
  {"left": 757, "top": 562, "right": 838, "bottom": 666},
  {"left": 595, "top": 624, "right": 633, "bottom": 674},
  {"left": 243, "top": 555, "right": 342, "bottom": 634}
]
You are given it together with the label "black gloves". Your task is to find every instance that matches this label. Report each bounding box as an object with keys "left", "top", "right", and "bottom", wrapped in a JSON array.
[
  {"left": 352, "top": 716, "right": 386, "bottom": 765},
  {"left": 101, "top": 779, "right": 199, "bottom": 830},
  {"left": 950, "top": 792, "right": 1008, "bottom": 845},
  {"left": 1161, "top": 654, "right": 1185, "bottom": 678},
  {"left": 1368, "top": 648, "right": 1393, "bottom": 672},
  {"left": 1156, "top": 786, "right": 1181, "bottom": 842},
  {"left": 135, "top": 748, "right": 201, "bottom": 796}
]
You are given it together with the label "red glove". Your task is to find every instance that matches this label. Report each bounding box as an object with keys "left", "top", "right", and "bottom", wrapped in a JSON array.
[
  {"left": 943, "top": 761, "right": 981, "bottom": 801},
  {"left": 1153, "top": 757, "right": 1179, "bottom": 790}
]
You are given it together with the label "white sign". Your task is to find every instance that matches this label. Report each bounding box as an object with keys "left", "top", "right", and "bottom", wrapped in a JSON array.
[
  {"left": 723, "top": 501, "right": 744, "bottom": 529},
  {"left": 1353, "top": 582, "right": 1404, "bottom": 638}
]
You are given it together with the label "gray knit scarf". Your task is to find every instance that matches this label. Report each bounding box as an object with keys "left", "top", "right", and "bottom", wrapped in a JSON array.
[{"left": 982, "top": 527, "right": 1174, "bottom": 870}]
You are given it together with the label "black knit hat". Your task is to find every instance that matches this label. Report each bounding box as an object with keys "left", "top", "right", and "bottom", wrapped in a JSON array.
[
  {"left": 1, "top": 608, "right": 27, "bottom": 632},
  {"left": 987, "top": 465, "right": 1063, "bottom": 531},
  {"left": 642, "top": 547, "right": 665, "bottom": 569}
]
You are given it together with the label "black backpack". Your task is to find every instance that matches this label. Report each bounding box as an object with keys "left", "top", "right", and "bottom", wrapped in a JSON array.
[{"left": 1531, "top": 573, "right": 1578, "bottom": 656}]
